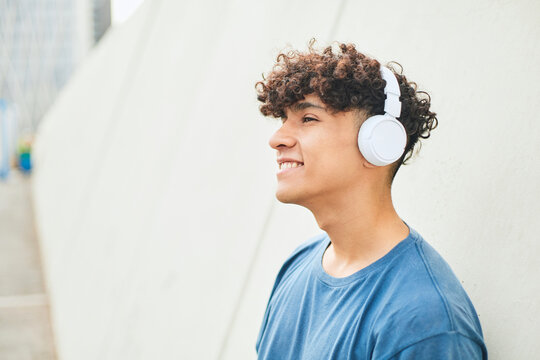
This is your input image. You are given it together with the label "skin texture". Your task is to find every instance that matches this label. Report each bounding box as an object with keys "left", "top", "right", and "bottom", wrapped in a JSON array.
[{"left": 269, "top": 93, "right": 410, "bottom": 278}]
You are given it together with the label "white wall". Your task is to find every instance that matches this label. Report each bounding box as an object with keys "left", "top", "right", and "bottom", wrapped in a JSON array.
[{"left": 32, "top": 0, "right": 540, "bottom": 359}]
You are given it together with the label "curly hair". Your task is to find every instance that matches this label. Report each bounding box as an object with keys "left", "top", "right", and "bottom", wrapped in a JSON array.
[{"left": 255, "top": 39, "right": 438, "bottom": 185}]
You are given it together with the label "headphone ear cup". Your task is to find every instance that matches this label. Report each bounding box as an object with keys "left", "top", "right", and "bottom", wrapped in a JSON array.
[{"left": 358, "top": 115, "right": 407, "bottom": 166}]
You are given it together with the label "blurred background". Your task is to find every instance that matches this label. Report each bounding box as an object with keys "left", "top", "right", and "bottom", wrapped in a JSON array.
[{"left": 1, "top": 0, "right": 539, "bottom": 359}]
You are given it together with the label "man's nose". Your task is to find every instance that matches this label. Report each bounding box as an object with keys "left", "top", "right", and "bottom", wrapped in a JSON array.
[{"left": 269, "top": 123, "right": 296, "bottom": 150}]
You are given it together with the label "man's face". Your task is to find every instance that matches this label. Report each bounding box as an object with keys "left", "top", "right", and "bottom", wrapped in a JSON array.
[{"left": 269, "top": 93, "right": 368, "bottom": 206}]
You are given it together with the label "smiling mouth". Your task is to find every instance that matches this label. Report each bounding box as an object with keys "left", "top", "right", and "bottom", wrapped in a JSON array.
[{"left": 277, "top": 161, "right": 304, "bottom": 175}]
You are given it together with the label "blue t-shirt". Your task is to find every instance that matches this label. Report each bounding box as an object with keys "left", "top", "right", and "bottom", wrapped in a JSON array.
[{"left": 256, "top": 222, "right": 487, "bottom": 359}]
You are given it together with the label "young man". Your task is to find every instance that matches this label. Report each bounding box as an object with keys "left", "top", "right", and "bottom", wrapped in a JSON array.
[{"left": 254, "top": 41, "right": 487, "bottom": 359}]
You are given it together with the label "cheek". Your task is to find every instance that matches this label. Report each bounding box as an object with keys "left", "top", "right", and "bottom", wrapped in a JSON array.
[{"left": 306, "top": 136, "right": 362, "bottom": 178}]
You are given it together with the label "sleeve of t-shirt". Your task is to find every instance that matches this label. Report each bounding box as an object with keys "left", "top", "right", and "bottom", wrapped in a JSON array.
[{"left": 387, "top": 331, "right": 486, "bottom": 360}]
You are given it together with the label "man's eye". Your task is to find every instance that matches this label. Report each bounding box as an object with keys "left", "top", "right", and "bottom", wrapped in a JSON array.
[{"left": 302, "top": 117, "right": 317, "bottom": 123}]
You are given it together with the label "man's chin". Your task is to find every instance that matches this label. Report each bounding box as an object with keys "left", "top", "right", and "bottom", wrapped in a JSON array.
[{"left": 275, "top": 188, "right": 303, "bottom": 205}]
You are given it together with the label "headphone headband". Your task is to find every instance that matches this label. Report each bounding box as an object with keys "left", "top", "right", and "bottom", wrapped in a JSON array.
[{"left": 380, "top": 66, "right": 401, "bottom": 119}]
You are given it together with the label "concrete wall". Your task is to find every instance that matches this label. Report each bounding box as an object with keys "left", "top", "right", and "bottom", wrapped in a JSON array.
[{"left": 32, "top": 0, "right": 540, "bottom": 358}]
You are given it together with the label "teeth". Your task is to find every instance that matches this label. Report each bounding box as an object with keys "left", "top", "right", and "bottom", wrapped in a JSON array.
[{"left": 279, "top": 162, "right": 303, "bottom": 170}]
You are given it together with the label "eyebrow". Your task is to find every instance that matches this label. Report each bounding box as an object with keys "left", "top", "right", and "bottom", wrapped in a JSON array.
[{"left": 291, "top": 101, "right": 326, "bottom": 112}]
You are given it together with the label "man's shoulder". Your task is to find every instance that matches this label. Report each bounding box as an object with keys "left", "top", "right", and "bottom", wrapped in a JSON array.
[
  {"left": 277, "top": 233, "right": 327, "bottom": 278},
  {"left": 369, "top": 228, "right": 486, "bottom": 358},
  {"left": 265, "top": 233, "right": 327, "bottom": 300},
  {"left": 372, "top": 235, "right": 457, "bottom": 334},
  {"left": 289, "top": 232, "right": 328, "bottom": 260},
  {"left": 385, "top": 228, "right": 473, "bottom": 304},
  {"left": 401, "top": 233, "right": 482, "bottom": 331}
]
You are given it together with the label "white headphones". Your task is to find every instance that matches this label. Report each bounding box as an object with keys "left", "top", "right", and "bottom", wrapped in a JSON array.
[{"left": 358, "top": 66, "right": 407, "bottom": 166}]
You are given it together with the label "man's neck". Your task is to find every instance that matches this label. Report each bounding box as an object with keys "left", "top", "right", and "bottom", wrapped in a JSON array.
[{"left": 308, "top": 183, "right": 410, "bottom": 278}]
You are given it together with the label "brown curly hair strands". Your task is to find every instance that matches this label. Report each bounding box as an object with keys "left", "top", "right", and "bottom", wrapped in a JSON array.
[{"left": 255, "top": 39, "right": 438, "bottom": 186}]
